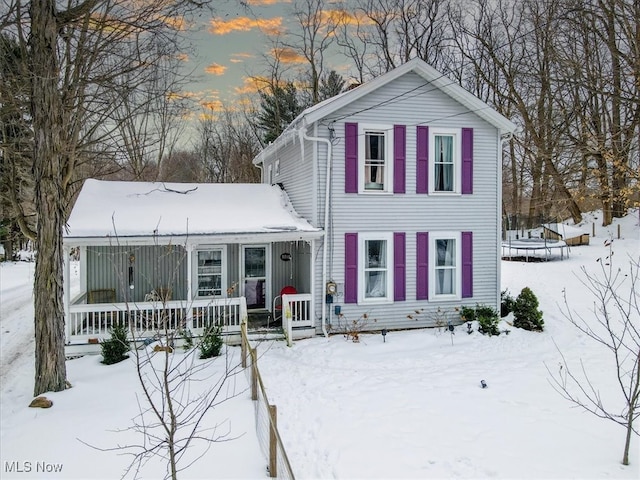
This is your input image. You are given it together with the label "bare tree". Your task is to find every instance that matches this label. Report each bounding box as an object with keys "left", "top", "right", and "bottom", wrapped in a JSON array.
[
  {"left": 2, "top": 0, "right": 219, "bottom": 396},
  {"left": 549, "top": 241, "right": 640, "bottom": 466}
]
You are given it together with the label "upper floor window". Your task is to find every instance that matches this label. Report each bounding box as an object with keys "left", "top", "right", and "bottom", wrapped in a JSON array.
[
  {"left": 359, "top": 124, "right": 394, "bottom": 193},
  {"left": 429, "top": 128, "right": 461, "bottom": 194}
]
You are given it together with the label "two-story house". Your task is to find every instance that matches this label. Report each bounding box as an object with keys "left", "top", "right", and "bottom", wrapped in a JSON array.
[
  {"left": 62, "top": 58, "right": 515, "bottom": 354},
  {"left": 253, "top": 57, "right": 516, "bottom": 336}
]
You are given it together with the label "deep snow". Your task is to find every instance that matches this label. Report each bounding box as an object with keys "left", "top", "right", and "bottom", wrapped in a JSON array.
[{"left": 0, "top": 209, "right": 638, "bottom": 479}]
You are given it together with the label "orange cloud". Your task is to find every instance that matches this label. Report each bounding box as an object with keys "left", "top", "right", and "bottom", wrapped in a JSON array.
[
  {"left": 205, "top": 63, "right": 227, "bottom": 76},
  {"left": 247, "top": 0, "right": 291, "bottom": 5},
  {"left": 234, "top": 76, "right": 272, "bottom": 95},
  {"left": 230, "top": 52, "right": 254, "bottom": 64},
  {"left": 209, "top": 16, "right": 283, "bottom": 36},
  {"left": 271, "top": 47, "right": 306, "bottom": 64},
  {"left": 201, "top": 99, "right": 224, "bottom": 112}
]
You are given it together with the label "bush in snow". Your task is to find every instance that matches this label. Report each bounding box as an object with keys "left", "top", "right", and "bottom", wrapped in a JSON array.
[
  {"left": 501, "top": 289, "right": 516, "bottom": 317},
  {"left": 513, "top": 287, "right": 544, "bottom": 331},
  {"left": 476, "top": 305, "right": 500, "bottom": 336},
  {"left": 101, "top": 321, "right": 130, "bottom": 365},
  {"left": 199, "top": 324, "right": 223, "bottom": 359}
]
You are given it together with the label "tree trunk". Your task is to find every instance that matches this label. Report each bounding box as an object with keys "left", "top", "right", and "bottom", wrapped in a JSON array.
[{"left": 30, "top": 0, "right": 68, "bottom": 396}]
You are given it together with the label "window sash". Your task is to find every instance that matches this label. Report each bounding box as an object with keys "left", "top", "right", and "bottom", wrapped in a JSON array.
[
  {"left": 197, "top": 249, "right": 223, "bottom": 297},
  {"left": 363, "top": 238, "right": 389, "bottom": 299},
  {"left": 435, "top": 238, "right": 456, "bottom": 296},
  {"left": 362, "top": 129, "right": 389, "bottom": 191},
  {"left": 434, "top": 135, "right": 454, "bottom": 192}
]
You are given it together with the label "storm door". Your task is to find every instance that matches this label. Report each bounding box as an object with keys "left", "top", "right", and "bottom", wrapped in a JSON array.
[{"left": 242, "top": 245, "right": 270, "bottom": 310}]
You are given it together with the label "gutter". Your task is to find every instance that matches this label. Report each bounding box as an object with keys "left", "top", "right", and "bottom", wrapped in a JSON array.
[{"left": 299, "top": 124, "right": 332, "bottom": 338}]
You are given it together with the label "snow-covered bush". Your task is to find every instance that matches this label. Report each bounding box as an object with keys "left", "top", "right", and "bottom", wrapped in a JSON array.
[{"left": 101, "top": 322, "right": 130, "bottom": 365}]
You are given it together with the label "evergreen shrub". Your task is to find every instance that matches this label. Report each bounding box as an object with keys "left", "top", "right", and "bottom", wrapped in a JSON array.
[
  {"left": 199, "top": 324, "right": 223, "bottom": 359},
  {"left": 101, "top": 321, "right": 130, "bottom": 365},
  {"left": 513, "top": 287, "right": 544, "bottom": 331}
]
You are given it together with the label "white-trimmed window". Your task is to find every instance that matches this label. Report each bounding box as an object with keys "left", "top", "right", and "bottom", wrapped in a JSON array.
[
  {"left": 196, "top": 247, "right": 227, "bottom": 297},
  {"left": 430, "top": 128, "right": 461, "bottom": 193},
  {"left": 359, "top": 232, "right": 394, "bottom": 303},
  {"left": 430, "top": 232, "right": 461, "bottom": 298},
  {"left": 359, "top": 124, "right": 394, "bottom": 193}
]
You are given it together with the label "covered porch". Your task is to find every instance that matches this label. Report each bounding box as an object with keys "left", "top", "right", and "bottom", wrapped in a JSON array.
[{"left": 63, "top": 180, "right": 323, "bottom": 355}]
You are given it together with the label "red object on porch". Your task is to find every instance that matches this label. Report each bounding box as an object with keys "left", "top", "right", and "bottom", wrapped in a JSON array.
[{"left": 272, "top": 286, "right": 298, "bottom": 323}]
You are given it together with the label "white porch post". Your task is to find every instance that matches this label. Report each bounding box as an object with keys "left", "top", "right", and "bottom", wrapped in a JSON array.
[
  {"left": 186, "top": 244, "right": 194, "bottom": 327},
  {"left": 63, "top": 246, "right": 71, "bottom": 344},
  {"left": 310, "top": 239, "right": 316, "bottom": 328},
  {"left": 79, "top": 246, "right": 87, "bottom": 295}
]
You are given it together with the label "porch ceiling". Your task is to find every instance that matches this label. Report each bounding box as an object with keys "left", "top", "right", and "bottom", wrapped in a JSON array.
[{"left": 64, "top": 180, "right": 322, "bottom": 245}]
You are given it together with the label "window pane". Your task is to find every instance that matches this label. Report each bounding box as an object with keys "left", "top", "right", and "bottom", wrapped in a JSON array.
[
  {"left": 366, "top": 240, "right": 386, "bottom": 268},
  {"left": 244, "top": 247, "right": 265, "bottom": 277},
  {"left": 436, "top": 239, "right": 455, "bottom": 266},
  {"left": 436, "top": 269, "right": 455, "bottom": 295},
  {"left": 365, "top": 132, "right": 385, "bottom": 160},
  {"left": 366, "top": 271, "right": 387, "bottom": 297}
]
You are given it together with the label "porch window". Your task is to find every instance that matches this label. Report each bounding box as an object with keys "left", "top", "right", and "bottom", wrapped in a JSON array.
[
  {"left": 197, "top": 249, "right": 224, "bottom": 297},
  {"left": 359, "top": 124, "right": 393, "bottom": 193}
]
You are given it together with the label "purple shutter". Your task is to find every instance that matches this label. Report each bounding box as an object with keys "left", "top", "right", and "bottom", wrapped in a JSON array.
[
  {"left": 345, "top": 233, "right": 358, "bottom": 303},
  {"left": 416, "top": 126, "right": 429, "bottom": 194},
  {"left": 394, "top": 232, "right": 406, "bottom": 301},
  {"left": 345, "top": 123, "right": 358, "bottom": 193},
  {"left": 394, "top": 125, "right": 406, "bottom": 193},
  {"left": 462, "top": 128, "right": 473, "bottom": 194},
  {"left": 462, "top": 231, "right": 473, "bottom": 298},
  {"left": 416, "top": 232, "right": 429, "bottom": 300}
]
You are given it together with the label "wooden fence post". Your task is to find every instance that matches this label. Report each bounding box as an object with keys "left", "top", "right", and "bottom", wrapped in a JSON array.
[
  {"left": 618, "top": 223, "right": 621, "bottom": 239},
  {"left": 269, "top": 405, "right": 277, "bottom": 478},
  {"left": 251, "top": 347, "right": 258, "bottom": 401},
  {"left": 241, "top": 322, "right": 247, "bottom": 368}
]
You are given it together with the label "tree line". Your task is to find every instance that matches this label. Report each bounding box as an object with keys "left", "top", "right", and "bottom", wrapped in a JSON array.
[{"left": 0, "top": 0, "right": 637, "bottom": 396}]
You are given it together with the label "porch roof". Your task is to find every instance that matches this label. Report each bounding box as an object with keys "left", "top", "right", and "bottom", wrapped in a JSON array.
[{"left": 65, "top": 180, "right": 322, "bottom": 245}]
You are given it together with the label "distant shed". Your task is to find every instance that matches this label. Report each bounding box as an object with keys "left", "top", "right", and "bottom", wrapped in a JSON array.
[{"left": 542, "top": 223, "right": 590, "bottom": 246}]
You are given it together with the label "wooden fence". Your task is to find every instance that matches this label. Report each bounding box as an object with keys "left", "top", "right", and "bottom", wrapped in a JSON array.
[{"left": 240, "top": 322, "right": 295, "bottom": 479}]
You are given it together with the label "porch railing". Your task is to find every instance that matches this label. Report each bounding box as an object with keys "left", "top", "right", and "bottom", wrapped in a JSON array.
[
  {"left": 281, "top": 293, "right": 313, "bottom": 346},
  {"left": 66, "top": 297, "right": 247, "bottom": 344}
]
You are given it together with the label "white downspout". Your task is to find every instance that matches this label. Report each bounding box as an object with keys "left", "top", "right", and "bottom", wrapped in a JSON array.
[{"left": 300, "top": 125, "right": 331, "bottom": 338}]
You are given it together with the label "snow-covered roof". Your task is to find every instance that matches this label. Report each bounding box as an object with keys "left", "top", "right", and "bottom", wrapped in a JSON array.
[
  {"left": 542, "top": 223, "right": 590, "bottom": 239},
  {"left": 65, "top": 179, "right": 322, "bottom": 243},
  {"left": 254, "top": 57, "right": 517, "bottom": 165}
]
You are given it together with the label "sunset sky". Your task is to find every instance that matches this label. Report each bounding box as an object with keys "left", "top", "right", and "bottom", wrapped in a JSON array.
[{"left": 184, "top": 0, "right": 351, "bottom": 114}]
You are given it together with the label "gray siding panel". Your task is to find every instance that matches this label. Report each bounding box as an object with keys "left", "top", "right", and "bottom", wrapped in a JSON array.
[{"left": 87, "top": 245, "right": 187, "bottom": 303}]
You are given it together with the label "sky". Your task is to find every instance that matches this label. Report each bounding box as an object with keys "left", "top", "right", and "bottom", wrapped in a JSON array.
[
  {"left": 182, "top": 0, "right": 352, "bottom": 114},
  {"left": 1, "top": 209, "right": 639, "bottom": 479}
]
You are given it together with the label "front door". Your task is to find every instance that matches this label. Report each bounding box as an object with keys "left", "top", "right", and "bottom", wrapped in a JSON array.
[{"left": 242, "top": 245, "right": 270, "bottom": 310}]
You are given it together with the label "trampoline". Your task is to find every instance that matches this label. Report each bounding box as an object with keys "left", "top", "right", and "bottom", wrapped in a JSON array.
[{"left": 501, "top": 238, "right": 568, "bottom": 262}]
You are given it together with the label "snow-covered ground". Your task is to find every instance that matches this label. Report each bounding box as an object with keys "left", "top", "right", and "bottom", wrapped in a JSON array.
[{"left": 1, "top": 209, "right": 639, "bottom": 479}]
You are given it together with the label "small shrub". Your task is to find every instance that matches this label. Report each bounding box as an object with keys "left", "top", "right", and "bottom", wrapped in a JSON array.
[
  {"left": 101, "top": 321, "right": 130, "bottom": 365},
  {"left": 199, "top": 324, "right": 223, "bottom": 359},
  {"left": 476, "top": 305, "right": 500, "bottom": 336},
  {"left": 179, "top": 328, "right": 194, "bottom": 351},
  {"left": 501, "top": 289, "right": 516, "bottom": 317},
  {"left": 513, "top": 287, "right": 544, "bottom": 331},
  {"left": 459, "top": 306, "right": 476, "bottom": 322}
]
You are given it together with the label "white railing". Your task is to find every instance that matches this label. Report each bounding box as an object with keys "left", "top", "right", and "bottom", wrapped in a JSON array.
[
  {"left": 66, "top": 297, "right": 248, "bottom": 344},
  {"left": 281, "top": 293, "right": 313, "bottom": 346}
]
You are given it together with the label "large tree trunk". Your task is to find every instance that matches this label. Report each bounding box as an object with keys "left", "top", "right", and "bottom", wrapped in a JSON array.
[{"left": 30, "top": 0, "right": 68, "bottom": 396}]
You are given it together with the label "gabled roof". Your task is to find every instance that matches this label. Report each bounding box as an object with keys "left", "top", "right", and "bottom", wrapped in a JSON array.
[
  {"left": 255, "top": 58, "right": 517, "bottom": 164},
  {"left": 64, "top": 179, "right": 321, "bottom": 243}
]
